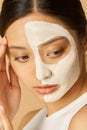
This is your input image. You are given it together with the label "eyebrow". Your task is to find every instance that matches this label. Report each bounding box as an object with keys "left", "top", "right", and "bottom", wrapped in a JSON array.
[
  {"left": 8, "top": 46, "right": 26, "bottom": 50},
  {"left": 8, "top": 36, "right": 65, "bottom": 50},
  {"left": 39, "top": 36, "right": 65, "bottom": 47}
]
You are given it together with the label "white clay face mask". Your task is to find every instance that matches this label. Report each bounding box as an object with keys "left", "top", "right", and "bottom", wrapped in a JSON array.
[{"left": 25, "top": 21, "right": 80, "bottom": 102}]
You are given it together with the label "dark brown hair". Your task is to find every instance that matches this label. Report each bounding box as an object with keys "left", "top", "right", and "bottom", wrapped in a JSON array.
[{"left": 0, "top": 0, "right": 87, "bottom": 40}]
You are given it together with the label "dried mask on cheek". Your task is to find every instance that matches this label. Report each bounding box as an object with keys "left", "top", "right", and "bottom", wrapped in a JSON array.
[{"left": 24, "top": 21, "right": 80, "bottom": 102}]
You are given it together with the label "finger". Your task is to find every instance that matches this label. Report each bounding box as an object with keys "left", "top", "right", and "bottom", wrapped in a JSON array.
[
  {"left": 0, "top": 105, "right": 13, "bottom": 130},
  {"left": 9, "top": 65, "right": 19, "bottom": 88},
  {"left": 0, "top": 36, "right": 7, "bottom": 71},
  {"left": 0, "top": 36, "right": 7, "bottom": 58}
]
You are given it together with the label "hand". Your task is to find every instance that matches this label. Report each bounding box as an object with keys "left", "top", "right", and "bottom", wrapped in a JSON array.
[
  {"left": 0, "top": 36, "right": 21, "bottom": 120},
  {"left": 0, "top": 105, "right": 13, "bottom": 130}
]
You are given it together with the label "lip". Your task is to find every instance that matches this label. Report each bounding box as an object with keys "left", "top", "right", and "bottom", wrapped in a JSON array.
[{"left": 33, "top": 84, "right": 58, "bottom": 95}]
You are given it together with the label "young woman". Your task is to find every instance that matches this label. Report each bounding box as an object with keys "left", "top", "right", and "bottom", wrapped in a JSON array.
[{"left": 0, "top": 0, "right": 87, "bottom": 129}]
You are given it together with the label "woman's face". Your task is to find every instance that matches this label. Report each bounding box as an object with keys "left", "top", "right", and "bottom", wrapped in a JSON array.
[{"left": 6, "top": 13, "right": 85, "bottom": 102}]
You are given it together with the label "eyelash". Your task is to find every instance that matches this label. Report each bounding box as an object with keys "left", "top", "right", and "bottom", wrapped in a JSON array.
[
  {"left": 14, "top": 55, "right": 29, "bottom": 63},
  {"left": 13, "top": 49, "right": 64, "bottom": 63},
  {"left": 47, "top": 49, "right": 64, "bottom": 58}
]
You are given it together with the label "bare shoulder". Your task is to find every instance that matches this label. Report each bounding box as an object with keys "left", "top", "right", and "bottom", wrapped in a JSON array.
[
  {"left": 18, "top": 109, "right": 41, "bottom": 130},
  {"left": 69, "top": 105, "right": 87, "bottom": 130}
]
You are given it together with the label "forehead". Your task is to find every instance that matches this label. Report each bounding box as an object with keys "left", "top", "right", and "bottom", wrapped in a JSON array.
[
  {"left": 25, "top": 21, "right": 75, "bottom": 47},
  {"left": 6, "top": 13, "right": 69, "bottom": 38},
  {"left": 6, "top": 14, "right": 78, "bottom": 48}
]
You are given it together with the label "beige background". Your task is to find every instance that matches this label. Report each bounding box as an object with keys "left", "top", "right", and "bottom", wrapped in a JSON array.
[{"left": 0, "top": 0, "right": 87, "bottom": 130}]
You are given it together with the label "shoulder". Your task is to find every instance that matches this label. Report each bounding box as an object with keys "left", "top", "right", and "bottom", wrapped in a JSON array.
[
  {"left": 18, "top": 109, "right": 41, "bottom": 130},
  {"left": 69, "top": 105, "right": 87, "bottom": 130}
]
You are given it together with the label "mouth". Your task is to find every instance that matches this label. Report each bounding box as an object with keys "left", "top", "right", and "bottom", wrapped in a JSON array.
[{"left": 33, "top": 84, "right": 58, "bottom": 95}]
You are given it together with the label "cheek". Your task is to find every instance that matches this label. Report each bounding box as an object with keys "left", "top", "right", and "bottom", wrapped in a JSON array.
[{"left": 9, "top": 60, "right": 37, "bottom": 86}]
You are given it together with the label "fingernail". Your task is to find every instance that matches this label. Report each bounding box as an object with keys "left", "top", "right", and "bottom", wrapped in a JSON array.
[{"left": 0, "top": 105, "right": 5, "bottom": 114}]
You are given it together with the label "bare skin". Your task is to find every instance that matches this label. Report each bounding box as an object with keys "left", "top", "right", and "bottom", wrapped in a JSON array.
[
  {"left": 0, "top": 12, "right": 87, "bottom": 129},
  {"left": 0, "top": 36, "right": 21, "bottom": 129}
]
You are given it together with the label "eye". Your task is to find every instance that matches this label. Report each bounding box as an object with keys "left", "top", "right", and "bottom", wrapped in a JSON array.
[
  {"left": 14, "top": 55, "right": 29, "bottom": 63},
  {"left": 47, "top": 49, "right": 64, "bottom": 58}
]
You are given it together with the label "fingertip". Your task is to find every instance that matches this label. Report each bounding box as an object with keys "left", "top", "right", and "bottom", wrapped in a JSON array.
[
  {"left": 0, "top": 35, "right": 2, "bottom": 39},
  {"left": 0, "top": 36, "right": 3, "bottom": 44},
  {"left": 3, "top": 36, "right": 7, "bottom": 46}
]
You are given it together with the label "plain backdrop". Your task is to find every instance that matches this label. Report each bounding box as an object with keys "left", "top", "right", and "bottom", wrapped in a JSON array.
[{"left": 0, "top": 0, "right": 87, "bottom": 129}]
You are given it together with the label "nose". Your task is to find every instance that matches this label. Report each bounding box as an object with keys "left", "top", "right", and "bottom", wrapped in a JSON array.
[{"left": 35, "top": 60, "right": 52, "bottom": 81}]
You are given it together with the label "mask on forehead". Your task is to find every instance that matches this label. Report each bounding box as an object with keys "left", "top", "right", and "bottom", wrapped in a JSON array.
[{"left": 25, "top": 21, "right": 80, "bottom": 102}]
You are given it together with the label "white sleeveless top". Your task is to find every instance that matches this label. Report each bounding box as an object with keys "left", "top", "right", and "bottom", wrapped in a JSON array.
[{"left": 23, "top": 93, "right": 87, "bottom": 130}]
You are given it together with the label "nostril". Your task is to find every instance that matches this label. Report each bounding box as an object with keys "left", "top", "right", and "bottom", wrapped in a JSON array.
[
  {"left": 36, "top": 67, "right": 52, "bottom": 81},
  {"left": 45, "top": 71, "right": 52, "bottom": 79}
]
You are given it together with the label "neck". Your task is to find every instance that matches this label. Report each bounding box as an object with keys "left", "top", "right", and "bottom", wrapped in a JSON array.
[{"left": 46, "top": 69, "right": 87, "bottom": 116}]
